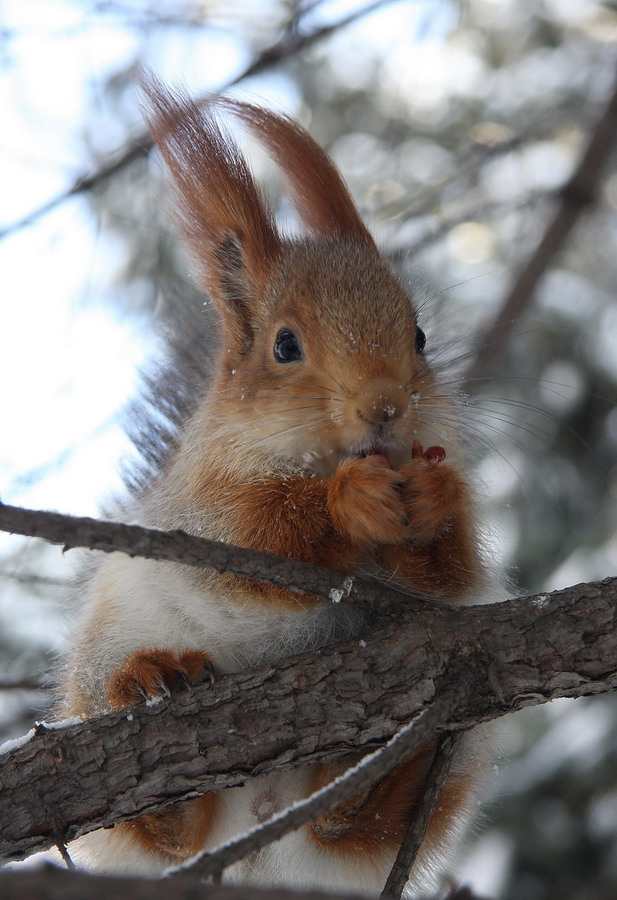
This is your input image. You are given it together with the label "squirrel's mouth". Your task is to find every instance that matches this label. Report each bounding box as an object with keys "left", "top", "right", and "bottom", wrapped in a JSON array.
[{"left": 357, "top": 444, "right": 393, "bottom": 469}]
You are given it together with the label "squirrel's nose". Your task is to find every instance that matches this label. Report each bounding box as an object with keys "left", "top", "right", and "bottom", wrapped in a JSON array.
[{"left": 356, "top": 385, "right": 408, "bottom": 425}]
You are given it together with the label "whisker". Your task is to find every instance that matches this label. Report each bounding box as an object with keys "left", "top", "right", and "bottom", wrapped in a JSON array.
[{"left": 415, "top": 268, "right": 505, "bottom": 314}]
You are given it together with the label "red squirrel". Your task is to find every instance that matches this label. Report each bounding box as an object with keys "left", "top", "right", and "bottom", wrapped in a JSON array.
[{"left": 62, "top": 78, "right": 499, "bottom": 895}]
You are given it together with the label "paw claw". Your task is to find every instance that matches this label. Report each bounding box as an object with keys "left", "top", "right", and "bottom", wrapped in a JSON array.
[
  {"left": 155, "top": 677, "right": 171, "bottom": 699},
  {"left": 178, "top": 670, "right": 193, "bottom": 691},
  {"left": 107, "top": 648, "right": 215, "bottom": 711},
  {"left": 136, "top": 683, "right": 150, "bottom": 702}
]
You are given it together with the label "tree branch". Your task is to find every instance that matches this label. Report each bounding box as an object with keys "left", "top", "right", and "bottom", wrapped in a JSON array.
[
  {"left": 0, "top": 0, "right": 392, "bottom": 242},
  {"left": 169, "top": 693, "right": 460, "bottom": 884},
  {"left": 0, "top": 675, "right": 51, "bottom": 692},
  {"left": 0, "top": 500, "right": 419, "bottom": 608},
  {"left": 0, "top": 865, "right": 488, "bottom": 900},
  {"left": 380, "top": 731, "right": 462, "bottom": 899},
  {"left": 466, "top": 59, "right": 617, "bottom": 383},
  {"left": 1, "top": 569, "right": 615, "bottom": 863}
]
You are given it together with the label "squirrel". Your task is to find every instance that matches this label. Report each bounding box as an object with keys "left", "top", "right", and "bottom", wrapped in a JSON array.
[{"left": 61, "top": 78, "right": 499, "bottom": 895}]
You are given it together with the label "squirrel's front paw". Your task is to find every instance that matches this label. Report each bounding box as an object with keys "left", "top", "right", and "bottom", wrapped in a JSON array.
[
  {"left": 398, "top": 442, "right": 467, "bottom": 542},
  {"left": 107, "top": 648, "right": 215, "bottom": 711},
  {"left": 328, "top": 456, "right": 409, "bottom": 545}
]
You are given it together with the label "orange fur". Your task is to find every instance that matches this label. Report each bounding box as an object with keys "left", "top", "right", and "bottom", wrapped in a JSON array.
[
  {"left": 309, "top": 745, "right": 473, "bottom": 858},
  {"left": 219, "top": 98, "right": 375, "bottom": 244},
  {"left": 106, "top": 648, "right": 217, "bottom": 862},
  {"left": 117, "top": 794, "right": 219, "bottom": 864},
  {"left": 376, "top": 445, "right": 483, "bottom": 599},
  {"left": 141, "top": 77, "right": 281, "bottom": 352},
  {"left": 399, "top": 457, "right": 467, "bottom": 543},
  {"left": 327, "top": 457, "right": 409, "bottom": 546}
]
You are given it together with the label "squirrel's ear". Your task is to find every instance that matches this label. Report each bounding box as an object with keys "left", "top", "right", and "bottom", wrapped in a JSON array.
[
  {"left": 220, "top": 98, "right": 376, "bottom": 246},
  {"left": 141, "top": 76, "right": 281, "bottom": 352}
]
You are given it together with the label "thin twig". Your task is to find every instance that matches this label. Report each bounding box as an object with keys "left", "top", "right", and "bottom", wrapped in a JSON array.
[
  {"left": 54, "top": 840, "right": 75, "bottom": 870},
  {"left": 167, "top": 693, "right": 458, "bottom": 882},
  {"left": 380, "top": 731, "right": 463, "bottom": 899},
  {"left": 0, "top": 569, "right": 71, "bottom": 588},
  {"left": 0, "top": 500, "right": 427, "bottom": 611},
  {"left": 0, "top": 675, "right": 51, "bottom": 692},
  {"left": 389, "top": 193, "right": 544, "bottom": 259},
  {"left": 0, "top": 0, "right": 392, "bottom": 242}
]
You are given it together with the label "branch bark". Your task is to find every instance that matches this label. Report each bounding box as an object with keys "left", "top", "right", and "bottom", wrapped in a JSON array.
[
  {"left": 0, "top": 864, "right": 491, "bottom": 900},
  {"left": 0, "top": 865, "right": 383, "bottom": 900},
  {"left": 1, "top": 566, "right": 615, "bottom": 863},
  {"left": 0, "top": 500, "right": 404, "bottom": 608},
  {"left": 380, "top": 731, "right": 462, "bottom": 899},
  {"left": 169, "top": 694, "right": 459, "bottom": 884}
]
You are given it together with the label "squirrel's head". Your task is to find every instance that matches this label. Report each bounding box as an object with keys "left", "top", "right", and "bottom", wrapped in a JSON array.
[{"left": 142, "top": 78, "right": 449, "bottom": 475}]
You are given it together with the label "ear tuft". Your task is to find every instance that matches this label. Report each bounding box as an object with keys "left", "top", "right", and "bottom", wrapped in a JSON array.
[
  {"left": 219, "top": 98, "right": 376, "bottom": 246},
  {"left": 140, "top": 74, "right": 281, "bottom": 350}
]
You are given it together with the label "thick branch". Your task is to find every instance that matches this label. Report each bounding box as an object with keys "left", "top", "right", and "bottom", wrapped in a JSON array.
[
  {"left": 0, "top": 865, "right": 374, "bottom": 900},
  {"left": 1, "top": 576, "right": 615, "bottom": 863},
  {"left": 467, "top": 61, "right": 617, "bottom": 383},
  {"left": 170, "top": 692, "right": 465, "bottom": 883},
  {"left": 0, "top": 865, "right": 488, "bottom": 900}
]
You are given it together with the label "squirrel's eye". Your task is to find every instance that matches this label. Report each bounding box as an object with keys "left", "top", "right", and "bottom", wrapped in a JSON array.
[
  {"left": 274, "top": 329, "right": 303, "bottom": 363},
  {"left": 415, "top": 326, "right": 426, "bottom": 355}
]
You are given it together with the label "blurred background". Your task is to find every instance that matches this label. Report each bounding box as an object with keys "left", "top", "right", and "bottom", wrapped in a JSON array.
[{"left": 0, "top": 0, "right": 616, "bottom": 897}]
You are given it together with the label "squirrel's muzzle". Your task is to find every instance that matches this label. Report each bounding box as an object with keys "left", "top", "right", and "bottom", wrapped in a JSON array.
[{"left": 355, "top": 381, "right": 408, "bottom": 427}]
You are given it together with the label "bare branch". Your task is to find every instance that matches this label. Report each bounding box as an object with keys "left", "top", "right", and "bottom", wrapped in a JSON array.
[
  {"left": 467, "top": 61, "right": 617, "bottom": 383},
  {"left": 390, "top": 193, "right": 543, "bottom": 259},
  {"left": 0, "top": 501, "right": 421, "bottom": 609},
  {"left": 54, "top": 840, "right": 75, "bottom": 870},
  {"left": 169, "top": 695, "right": 460, "bottom": 883},
  {"left": 1, "top": 575, "right": 616, "bottom": 863},
  {"left": 0, "top": 568, "right": 71, "bottom": 588},
  {"left": 380, "top": 731, "right": 462, "bottom": 899},
  {"left": 0, "top": 675, "right": 51, "bottom": 692},
  {"left": 0, "top": 0, "right": 393, "bottom": 242},
  {"left": 0, "top": 864, "right": 388, "bottom": 900}
]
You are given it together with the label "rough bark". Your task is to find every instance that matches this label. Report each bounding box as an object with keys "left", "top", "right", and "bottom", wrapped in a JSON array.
[
  {"left": 0, "top": 866, "right": 370, "bottom": 900},
  {"left": 171, "top": 696, "right": 457, "bottom": 883},
  {"left": 0, "top": 501, "right": 393, "bottom": 607},
  {"left": 0, "top": 866, "right": 491, "bottom": 900},
  {"left": 1, "top": 575, "right": 616, "bottom": 863}
]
